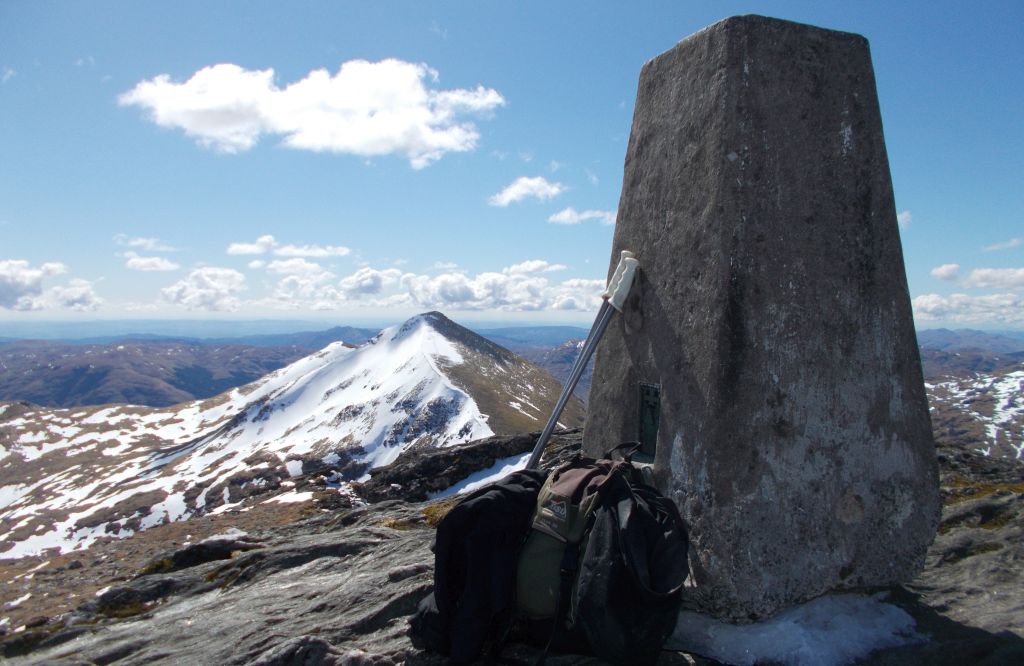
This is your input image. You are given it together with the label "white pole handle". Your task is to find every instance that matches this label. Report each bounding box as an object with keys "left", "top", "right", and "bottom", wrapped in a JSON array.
[{"left": 601, "top": 250, "right": 640, "bottom": 312}]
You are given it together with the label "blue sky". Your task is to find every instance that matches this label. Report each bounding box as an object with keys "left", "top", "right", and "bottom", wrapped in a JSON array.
[{"left": 1, "top": 1, "right": 1021, "bottom": 329}]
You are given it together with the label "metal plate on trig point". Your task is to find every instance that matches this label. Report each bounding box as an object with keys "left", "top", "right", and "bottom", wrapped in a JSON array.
[{"left": 638, "top": 382, "right": 661, "bottom": 459}]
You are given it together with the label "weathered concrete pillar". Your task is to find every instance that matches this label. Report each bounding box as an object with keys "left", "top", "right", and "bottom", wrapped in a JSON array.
[{"left": 584, "top": 15, "right": 940, "bottom": 620}]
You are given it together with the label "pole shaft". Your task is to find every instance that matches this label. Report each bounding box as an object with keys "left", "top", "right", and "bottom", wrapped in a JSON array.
[{"left": 525, "top": 302, "right": 615, "bottom": 469}]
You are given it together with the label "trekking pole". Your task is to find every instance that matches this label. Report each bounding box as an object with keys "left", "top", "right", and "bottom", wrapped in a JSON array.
[{"left": 525, "top": 250, "right": 640, "bottom": 470}]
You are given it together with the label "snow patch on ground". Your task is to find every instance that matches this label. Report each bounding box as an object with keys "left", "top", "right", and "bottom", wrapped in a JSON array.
[
  {"left": 429, "top": 451, "right": 530, "bottom": 499},
  {"left": 0, "top": 484, "right": 29, "bottom": 511},
  {"left": 264, "top": 490, "right": 314, "bottom": 504},
  {"left": 666, "top": 593, "right": 921, "bottom": 666},
  {"left": 201, "top": 528, "right": 248, "bottom": 543},
  {"left": 4, "top": 593, "right": 31, "bottom": 609}
]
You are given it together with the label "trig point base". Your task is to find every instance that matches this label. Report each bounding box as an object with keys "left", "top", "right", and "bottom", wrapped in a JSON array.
[{"left": 584, "top": 15, "right": 940, "bottom": 620}]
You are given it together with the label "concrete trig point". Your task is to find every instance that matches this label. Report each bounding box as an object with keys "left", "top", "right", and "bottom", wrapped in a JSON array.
[{"left": 584, "top": 15, "right": 940, "bottom": 620}]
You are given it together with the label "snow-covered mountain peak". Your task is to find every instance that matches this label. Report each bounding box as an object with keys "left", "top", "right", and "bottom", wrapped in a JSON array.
[
  {"left": 0, "top": 312, "right": 585, "bottom": 558},
  {"left": 368, "top": 311, "right": 465, "bottom": 367}
]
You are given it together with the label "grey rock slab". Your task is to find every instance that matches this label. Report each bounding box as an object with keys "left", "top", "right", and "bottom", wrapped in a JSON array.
[
  {"left": 8, "top": 503, "right": 436, "bottom": 665},
  {"left": 585, "top": 15, "right": 940, "bottom": 620},
  {"left": 909, "top": 490, "right": 1024, "bottom": 636}
]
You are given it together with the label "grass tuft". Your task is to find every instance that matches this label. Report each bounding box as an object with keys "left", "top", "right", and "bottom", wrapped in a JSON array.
[{"left": 422, "top": 498, "right": 460, "bottom": 527}]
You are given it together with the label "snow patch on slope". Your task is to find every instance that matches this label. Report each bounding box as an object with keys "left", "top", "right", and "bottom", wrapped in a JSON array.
[{"left": 930, "top": 369, "right": 1024, "bottom": 459}]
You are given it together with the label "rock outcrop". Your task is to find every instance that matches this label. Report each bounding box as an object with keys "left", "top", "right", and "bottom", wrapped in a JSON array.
[{"left": 584, "top": 15, "right": 940, "bottom": 619}]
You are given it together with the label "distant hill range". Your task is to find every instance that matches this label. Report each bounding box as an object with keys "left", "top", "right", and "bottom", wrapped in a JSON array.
[
  {"left": 917, "top": 328, "right": 1024, "bottom": 354},
  {"left": 4, "top": 325, "right": 381, "bottom": 349},
  {"left": 0, "top": 324, "right": 587, "bottom": 409},
  {"left": 1, "top": 324, "right": 1022, "bottom": 450},
  {"left": 0, "top": 327, "right": 379, "bottom": 408}
]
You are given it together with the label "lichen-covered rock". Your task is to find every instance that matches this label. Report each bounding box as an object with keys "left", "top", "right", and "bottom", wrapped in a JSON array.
[{"left": 585, "top": 15, "right": 940, "bottom": 619}]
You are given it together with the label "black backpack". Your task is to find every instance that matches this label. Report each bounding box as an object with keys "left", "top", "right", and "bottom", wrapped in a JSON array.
[
  {"left": 410, "top": 468, "right": 547, "bottom": 663},
  {"left": 410, "top": 447, "right": 689, "bottom": 665}
]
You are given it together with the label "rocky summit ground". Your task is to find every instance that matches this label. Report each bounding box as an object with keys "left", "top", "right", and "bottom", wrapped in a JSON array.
[{"left": 2, "top": 430, "right": 1023, "bottom": 665}]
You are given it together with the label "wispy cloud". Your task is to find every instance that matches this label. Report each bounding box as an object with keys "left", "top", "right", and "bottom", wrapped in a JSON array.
[
  {"left": 119, "top": 59, "right": 505, "bottom": 168},
  {"left": 1, "top": 66, "right": 15, "bottom": 84},
  {"left": 227, "top": 234, "right": 350, "bottom": 258},
  {"left": 162, "top": 267, "right": 246, "bottom": 311},
  {"left": 488, "top": 176, "right": 565, "bottom": 207},
  {"left": 123, "top": 252, "right": 181, "bottom": 272},
  {"left": 114, "top": 234, "right": 176, "bottom": 252},
  {"left": 897, "top": 210, "right": 912, "bottom": 230},
  {"left": 548, "top": 207, "right": 615, "bottom": 225},
  {"left": 429, "top": 21, "right": 448, "bottom": 40},
  {"left": 929, "top": 263, "right": 960, "bottom": 281},
  {"left": 983, "top": 237, "right": 1022, "bottom": 252}
]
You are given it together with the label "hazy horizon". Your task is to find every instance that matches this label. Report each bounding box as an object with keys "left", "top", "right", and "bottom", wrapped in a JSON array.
[{"left": 0, "top": 315, "right": 1022, "bottom": 343}]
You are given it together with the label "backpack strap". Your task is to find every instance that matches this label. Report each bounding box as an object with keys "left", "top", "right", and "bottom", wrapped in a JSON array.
[
  {"left": 535, "top": 538, "right": 582, "bottom": 666},
  {"left": 603, "top": 441, "right": 642, "bottom": 462}
]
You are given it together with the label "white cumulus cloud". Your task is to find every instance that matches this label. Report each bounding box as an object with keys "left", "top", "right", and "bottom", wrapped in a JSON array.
[
  {"left": 0, "top": 260, "right": 102, "bottom": 311},
  {"left": 913, "top": 292, "right": 1024, "bottom": 325},
  {"left": 961, "top": 267, "right": 1024, "bottom": 290},
  {"left": 275, "top": 243, "right": 350, "bottom": 258},
  {"left": 548, "top": 207, "right": 615, "bottom": 225},
  {"left": 162, "top": 267, "right": 246, "bottom": 311},
  {"left": 124, "top": 252, "right": 180, "bottom": 272},
  {"left": 41, "top": 279, "right": 103, "bottom": 311},
  {"left": 0, "top": 260, "right": 67, "bottom": 309},
  {"left": 118, "top": 59, "right": 505, "bottom": 168},
  {"left": 930, "top": 263, "right": 960, "bottom": 281},
  {"left": 503, "top": 260, "right": 568, "bottom": 275},
  {"left": 254, "top": 258, "right": 352, "bottom": 309},
  {"left": 396, "top": 264, "right": 602, "bottom": 312},
  {"left": 339, "top": 267, "right": 403, "bottom": 297},
  {"left": 266, "top": 257, "right": 333, "bottom": 277},
  {"left": 488, "top": 176, "right": 565, "bottom": 207},
  {"left": 227, "top": 234, "right": 278, "bottom": 255}
]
